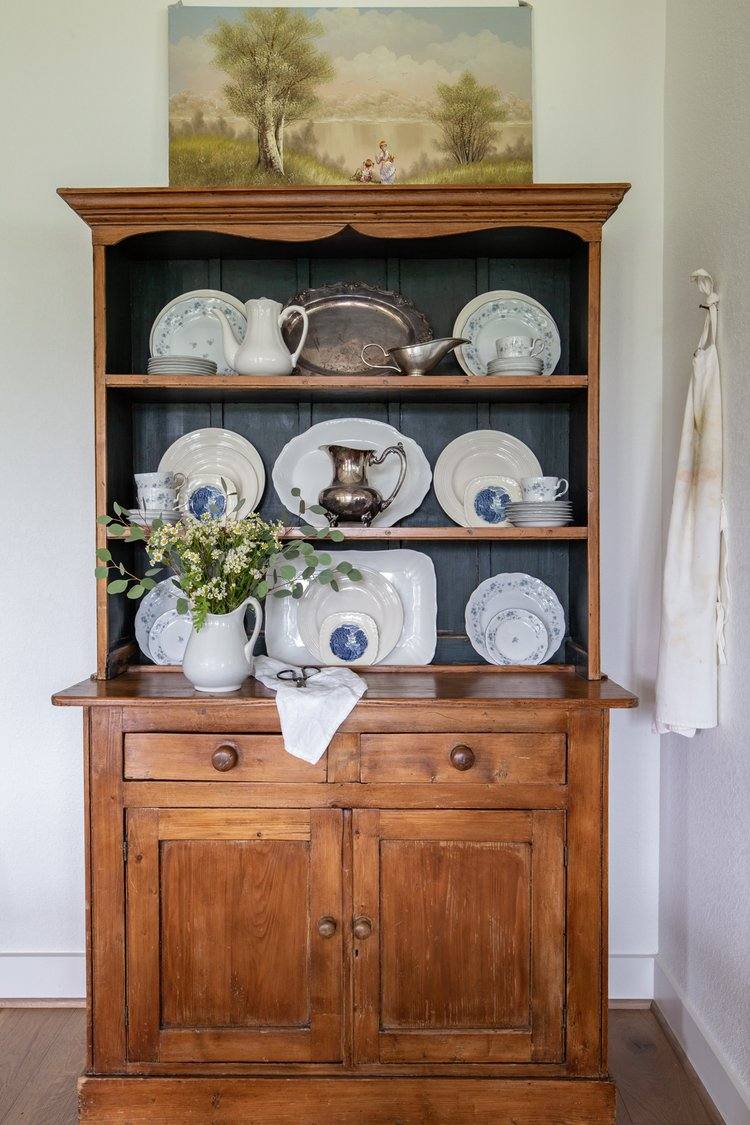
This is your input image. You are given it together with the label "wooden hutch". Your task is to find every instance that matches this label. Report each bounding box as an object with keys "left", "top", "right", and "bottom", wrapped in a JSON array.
[{"left": 54, "top": 185, "right": 636, "bottom": 1123}]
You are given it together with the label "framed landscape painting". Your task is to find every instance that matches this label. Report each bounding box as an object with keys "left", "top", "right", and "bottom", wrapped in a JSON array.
[{"left": 169, "top": 5, "right": 533, "bottom": 186}]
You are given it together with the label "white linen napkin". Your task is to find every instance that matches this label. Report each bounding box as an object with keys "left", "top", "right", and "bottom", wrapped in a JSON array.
[{"left": 253, "top": 656, "right": 367, "bottom": 764}]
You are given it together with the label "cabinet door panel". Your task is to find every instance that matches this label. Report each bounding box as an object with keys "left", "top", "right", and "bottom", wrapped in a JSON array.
[
  {"left": 353, "top": 810, "right": 564, "bottom": 1066},
  {"left": 126, "top": 808, "right": 342, "bottom": 1064}
]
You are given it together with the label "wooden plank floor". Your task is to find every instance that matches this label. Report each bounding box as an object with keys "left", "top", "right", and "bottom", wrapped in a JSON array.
[{"left": 0, "top": 1008, "right": 722, "bottom": 1123}]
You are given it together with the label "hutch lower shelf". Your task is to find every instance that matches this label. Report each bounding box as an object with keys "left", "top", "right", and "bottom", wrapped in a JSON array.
[{"left": 54, "top": 668, "right": 636, "bottom": 1124}]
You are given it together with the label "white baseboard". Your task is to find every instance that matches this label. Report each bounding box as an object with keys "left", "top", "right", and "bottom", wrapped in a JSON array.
[
  {"left": 608, "top": 953, "right": 655, "bottom": 999},
  {"left": 0, "top": 952, "right": 85, "bottom": 1000},
  {"left": 654, "top": 960, "right": 750, "bottom": 1125}
]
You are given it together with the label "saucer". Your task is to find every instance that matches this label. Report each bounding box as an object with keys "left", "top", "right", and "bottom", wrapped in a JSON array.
[
  {"left": 484, "top": 608, "right": 548, "bottom": 665},
  {"left": 318, "top": 612, "right": 379, "bottom": 665}
]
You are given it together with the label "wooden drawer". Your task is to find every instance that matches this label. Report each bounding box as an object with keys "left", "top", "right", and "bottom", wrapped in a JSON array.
[
  {"left": 360, "top": 733, "right": 566, "bottom": 784},
  {"left": 123, "top": 734, "right": 326, "bottom": 782}
]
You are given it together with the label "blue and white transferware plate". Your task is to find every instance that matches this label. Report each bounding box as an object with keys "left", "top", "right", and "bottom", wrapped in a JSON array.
[
  {"left": 148, "top": 608, "right": 193, "bottom": 665},
  {"left": 297, "top": 566, "right": 402, "bottom": 663},
  {"left": 462, "top": 474, "right": 522, "bottom": 528},
  {"left": 465, "top": 572, "right": 565, "bottom": 664},
  {"left": 453, "top": 291, "right": 561, "bottom": 376},
  {"left": 484, "top": 608, "right": 548, "bottom": 666},
  {"left": 149, "top": 290, "right": 247, "bottom": 375},
  {"left": 319, "top": 612, "right": 379, "bottom": 666}
]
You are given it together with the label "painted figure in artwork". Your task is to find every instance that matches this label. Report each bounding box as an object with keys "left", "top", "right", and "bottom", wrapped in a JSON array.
[
  {"left": 376, "top": 139, "right": 397, "bottom": 184},
  {"left": 355, "top": 157, "right": 377, "bottom": 183}
]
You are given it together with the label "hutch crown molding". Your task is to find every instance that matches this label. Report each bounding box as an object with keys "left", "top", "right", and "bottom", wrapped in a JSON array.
[{"left": 55, "top": 183, "right": 635, "bottom": 1123}]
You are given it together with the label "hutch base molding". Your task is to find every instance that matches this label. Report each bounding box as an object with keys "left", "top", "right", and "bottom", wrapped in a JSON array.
[
  {"left": 56, "top": 185, "right": 635, "bottom": 1123},
  {"left": 78, "top": 1076, "right": 617, "bottom": 1123}
]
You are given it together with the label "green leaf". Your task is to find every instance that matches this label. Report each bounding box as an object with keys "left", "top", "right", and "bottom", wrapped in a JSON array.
[
  {"left": 96, "top": 514, "right": 112, "bottom": 525},
  {"left": 292, "top": 583, "right": 304, "bottom": 599},
  {"left": 126, "top": 525, "right": 146, "bottom": 542},
  {"left": 94, "top": 566, "right": 109, "bottom": 579},
  {"left": 316, "top": 527, "right": 330, "bottom": 539},
  {"left": 317, "top": 569, "right": 334, "bottom": 585},
  {"left": 108, "top": 524, "right": 124, "bottom": 537},
  {"left": 278, "top": 564, "right": 297, "bottom": 580},
  {"left": 273, "top": 588, "right": 292, "bottom": 598},
  {"left": 336, "top": 561, "right": 353, "bottom": 574},
  {"left": 301, "top": 565, "right": 316, "bottom": 580},
  {"left": 113, "top": 501, "right": 125, "bottom": 517},
  {"left": 308, "top": 504, "right": 327, "bottom": 515},
  {"left": 330, "top": 578, "right": 339, "bottom": 592},
  {"left": 176, "top": 598, "right": 189, "bottom": 615},
  {"left": 145, "top": 567, "right": 161, "bottom": 576},
  {"left": 316, "top": 553, "right": 332, "bottom": 566},
  {"left": 126, "top": 584, "right": 144, "bottom": 599},
  {"left": 151, "top": 516, "right": 163, "bottom": 531},
  {"left": 291, "top": 487, "right": 301, "bottom": 497},
  {"left": 255, "top": 579, "right": 269, "bottom": 599},
  {"left": 107, "top": 579, "right": 128, "bottom": 594},
  {"left": 117, "top": 563, "right": 125, "bottom": 574},
  {"left": 96, "top": 548, "right": 112, "bottom": 562},
  {"left": 140, "top": 578, "right": 157, "bottom": 590},
  {"left": 300, "top": 524, "right": 318, "bottom": 538},
  {"left": 299, "top": 540, "right": 314, "bottom": 554},
  {"left": 282, "top": 547, "right": 300, "bottom": 560},
  {"left": 348, "top": 568, "right": 363, "bottom": 582},
  {"left": 298, "top": 499, "right": 306, "bottom": 515},
  {"left": 328, "top": 529, "right": 345, "bottom": 542}
]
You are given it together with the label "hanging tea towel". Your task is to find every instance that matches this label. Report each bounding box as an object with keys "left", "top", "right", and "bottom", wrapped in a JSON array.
[
  {"left": 655, "top": 270, "right": 728, "bottom": 736},
  {"left": 253, "top": 655, "right": 367, "bottom": 763}
]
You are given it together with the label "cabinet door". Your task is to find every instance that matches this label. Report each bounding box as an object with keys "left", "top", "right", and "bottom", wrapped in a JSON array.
[
  {"left": 352, "top": 810, "right": 565, "bottom": 1065},
  {"left": 126, "top": 808, "right": 343, "bottom": 1064}
]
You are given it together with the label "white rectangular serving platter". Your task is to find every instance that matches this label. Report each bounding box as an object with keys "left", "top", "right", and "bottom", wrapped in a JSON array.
[{"left": 264, "top": 548, "right": 437, "bottom": 666}]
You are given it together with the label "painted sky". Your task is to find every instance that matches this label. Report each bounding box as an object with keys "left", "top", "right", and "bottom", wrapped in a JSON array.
[{"left": 169, "top": 6, "right": 533, "bottom": 111}]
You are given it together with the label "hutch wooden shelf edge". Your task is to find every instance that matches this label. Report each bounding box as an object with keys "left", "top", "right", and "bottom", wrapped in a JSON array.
[{"left": 57, "top": 184, "right": 635, "bottom": 1125}]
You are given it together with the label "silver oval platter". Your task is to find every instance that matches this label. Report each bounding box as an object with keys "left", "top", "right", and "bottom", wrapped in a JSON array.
[{"left": 281, "top": 282, "right": 432, "bottom": 376}]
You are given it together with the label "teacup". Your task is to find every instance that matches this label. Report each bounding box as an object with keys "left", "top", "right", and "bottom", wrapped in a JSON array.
[
  {"left": 520, "top": 476, "right": 569, "bottom": 502},
  {"left": 495, "top": 334, "right": 544, "bottom": 359},
  {"left": 135, "top": 471, "right": 184, "bottom": 511}
]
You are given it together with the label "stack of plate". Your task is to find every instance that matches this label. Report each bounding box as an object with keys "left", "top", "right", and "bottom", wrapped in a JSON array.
[
  {"left": 147, "top": 356, "right": 218, "bottom": 375},
  {"left": 135, "top": 578, "right": 193, "bottom": 665},
  {"left": 126, "top": 508, "right": 181, "bottom": 528},
  {"left": 465, "top": 572, "right": 565, "bottom": 666},
  {"left": 486, "top": 355, "right": 544, "bottom": 376},
  {"left": 508, "top": 501, "right": 573, "bottom": 528}
]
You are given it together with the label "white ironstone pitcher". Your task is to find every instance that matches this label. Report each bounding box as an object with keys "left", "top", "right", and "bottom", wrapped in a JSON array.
[
  {"left": 212, "top": 297, "right": 308, "bottom": 375},
  {"left": 182, "top": 596, "right": 263, "bottom": 693}
]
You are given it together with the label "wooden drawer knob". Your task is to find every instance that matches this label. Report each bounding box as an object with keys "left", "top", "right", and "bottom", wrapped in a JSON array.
[
  {"left": 353, "top": 916, "right": 373, "bottom": 940},
  {"left": 317, "top": 916, "right": 337, "bottom": 939},
  {"left": 211, "top": 744, "right": 239, "bottom": 772},
  {"left": 450, "top": 743, "right": 475, "bottom": 771}
]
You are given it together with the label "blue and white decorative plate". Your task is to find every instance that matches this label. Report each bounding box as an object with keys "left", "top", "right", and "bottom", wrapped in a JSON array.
[
  {"left": 187, "top": 483, "right": 227, "bottom": 520},
  {"left": 453, "top": 291, "right": 561, "bottom": 376},
  {"left": 462, "top": 474, "right": 522, "bottom": 528},
  {"left": 484, "top": 608, "right": 548, "bottom": 666},
  {"left": 135, "top": 578, "right": 184, "bottom": 662},
  {"left": 148, "top": 608, "right": 193, "bottom": 665},
  {"left": 319, "top": 612, "right": 379, "bottom": 666},
  {"left": 149, "top": 290, "right": 247, "bottom": 375},
  {"left": 465, "top": 572, "right": 565, "bottom": 664}
]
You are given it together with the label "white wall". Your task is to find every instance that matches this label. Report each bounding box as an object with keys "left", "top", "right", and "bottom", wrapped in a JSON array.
[
  {"left": 0, "top": 0, "right": 664, "bottom": 998},
  {"left": 659, "top": 1, "right": 750, "bottom": 1120}
]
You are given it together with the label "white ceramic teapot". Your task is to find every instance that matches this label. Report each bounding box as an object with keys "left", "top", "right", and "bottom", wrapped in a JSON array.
[{"left": 212, "top": 297, "right": 309, "bottom": 376}]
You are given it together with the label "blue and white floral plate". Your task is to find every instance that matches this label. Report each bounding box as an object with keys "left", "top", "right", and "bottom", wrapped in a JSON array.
[
  {"left": 135, "top": 578, "right": 192, "bottom": 664},
  {"left": 465, "top": 572, "right": 565, "bottom": 665},
  {"left": 318, "top": 612, "right": 379, "bottom": 666},
  {"left": 462, "top": 475, "right": 522, "bottom": 528},
  {"left": 484, "top": 608, "right": 548, "bottom": 666},
  {"left": 297, "top": 565, "right": 402, "bottom": 664},
  {"left": 148, "top": 608, "right": 193, "bottom": 665},
  {"left": 149, "top": 290, "right": 247, "bottom": 375},
  {"left": 453, "top": 291, "right": 561, "bottom": 377}
]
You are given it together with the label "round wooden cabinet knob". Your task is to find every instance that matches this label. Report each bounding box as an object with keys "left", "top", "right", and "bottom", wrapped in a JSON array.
[
  {"left": 211, "top": 744, "right": 239, "bottom": 772},
  {"left": 352, "top": 916, "right": 373, "bottom": 940},
  {"left": 317, "top": 916, "right": 337, "bottom": 939},
  {"left": 449, "top": 743, "right": 475, "bottom": 771}
]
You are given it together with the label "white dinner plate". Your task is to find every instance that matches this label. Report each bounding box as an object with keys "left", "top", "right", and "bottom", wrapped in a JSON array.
[
  {"left": 272, "top": 418, "right": 431, "bottom": 528},
  {"left": 264, "top": 549, "right": 436, "bottom": 666},
  {"left": 149, "top": 290, "right": 247, "bottom": 375},
  {"left": 297, "top": 566, "right": 403, "bottom": 663},
  {"left": 159, "top": 428, "right": 265, "bottom": 518},
  {"left": 148, "top": 608, "right": 193, "bottom": 665},
  {"left": 434, "top": 431, "right": 542, "bottom": 526},
  {"left": 453, "top": 291, "right": 561, "bottom": 376},
  {"left": 465, "top": 572, "right": 565, "bottom": 664}
]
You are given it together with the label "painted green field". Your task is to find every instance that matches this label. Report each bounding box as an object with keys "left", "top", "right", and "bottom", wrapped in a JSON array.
[{"left": 169, "top": 135, "right": 532, "bottom": 188}]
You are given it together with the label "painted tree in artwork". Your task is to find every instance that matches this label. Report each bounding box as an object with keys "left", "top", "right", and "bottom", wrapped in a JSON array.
[
  {"left": 430, "top": 72, "right": 507, "bottom": 165},
  {"left": 209, "top": 8, "right": 333, "bottom": 177}
]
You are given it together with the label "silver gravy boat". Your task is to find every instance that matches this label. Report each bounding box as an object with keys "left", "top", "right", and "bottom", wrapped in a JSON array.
[
  {"left": 360, "top": 336, "right": 468, "bottom": 377},
  {"left": 318, "top": 443, "right": 407, "bottom": 525}
]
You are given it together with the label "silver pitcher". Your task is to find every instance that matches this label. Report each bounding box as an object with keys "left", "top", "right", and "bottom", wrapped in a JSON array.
[{"left": 318, "top": 443, "right": 407, "bottom": 525}]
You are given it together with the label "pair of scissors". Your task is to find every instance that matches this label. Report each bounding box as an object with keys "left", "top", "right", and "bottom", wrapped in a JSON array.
[{"left": 276, "top": 666, "right": 321, "bottom": 689}]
